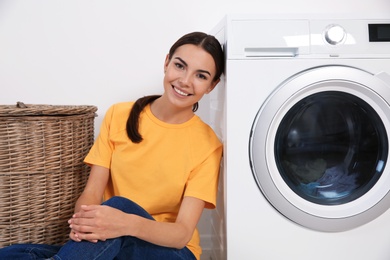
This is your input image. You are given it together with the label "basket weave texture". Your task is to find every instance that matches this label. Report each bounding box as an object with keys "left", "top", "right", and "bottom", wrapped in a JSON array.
[{"left": 0, "top": 103, "right": 97, "bottom": 248}]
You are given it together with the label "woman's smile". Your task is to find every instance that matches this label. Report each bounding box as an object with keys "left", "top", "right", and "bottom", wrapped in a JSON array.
[{"left": 173, "top": 86, "right": 192, "bottom": 97}]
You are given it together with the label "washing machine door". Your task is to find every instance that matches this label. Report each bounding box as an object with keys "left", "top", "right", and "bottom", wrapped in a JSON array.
[{"left": 249, "top": 65, "right": 390, "bottom": 231}]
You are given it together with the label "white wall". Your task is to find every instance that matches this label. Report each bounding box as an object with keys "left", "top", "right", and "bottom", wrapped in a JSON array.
[
  {"left": 1, "top": 1, "right": 390, "bottom": 259},
  {"left": 1, "top": 0, "right": 389, "bottom": 130}
]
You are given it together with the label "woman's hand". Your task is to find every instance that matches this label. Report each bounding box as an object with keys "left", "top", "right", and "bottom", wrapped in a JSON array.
[{"left": 68, "top": 205, "right": 128, "bottom": 242}]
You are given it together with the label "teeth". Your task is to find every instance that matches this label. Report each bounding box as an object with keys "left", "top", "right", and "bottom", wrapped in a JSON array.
[{"left": 174, "top": 87, "right": 189, "bottom": 96}]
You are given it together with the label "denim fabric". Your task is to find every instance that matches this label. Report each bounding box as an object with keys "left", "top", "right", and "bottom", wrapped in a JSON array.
[{"left": 0, "top": 196, "right": 196, "bottom": 260}]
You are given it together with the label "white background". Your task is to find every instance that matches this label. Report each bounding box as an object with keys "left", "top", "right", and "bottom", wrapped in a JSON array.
[
  {"left": 1, "top": 1, "right": 390, "bottom": 255},
  {"left": 1, "top": 0, "right": 389, "bottom": 129}
]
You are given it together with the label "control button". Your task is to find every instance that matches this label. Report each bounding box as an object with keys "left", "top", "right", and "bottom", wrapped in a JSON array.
[{"left": 324, "top": 25, "right": 346, "bottom": 45}]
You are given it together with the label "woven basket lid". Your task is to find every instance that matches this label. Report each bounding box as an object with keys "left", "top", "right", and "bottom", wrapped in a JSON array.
[{"left": 0, "top": 102, "right": 97, "bottom": 117}]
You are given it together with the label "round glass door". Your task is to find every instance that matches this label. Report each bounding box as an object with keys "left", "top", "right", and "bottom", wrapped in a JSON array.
[
  {"left": 275, "top": 91, "right": 388, "bottom": 205},
  {"left": 249, "top": 66, "right": 390, "bottom": 231}
]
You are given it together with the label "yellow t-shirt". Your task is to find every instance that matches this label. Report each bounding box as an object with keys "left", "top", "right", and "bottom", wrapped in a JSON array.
[{"left": 84, "top": 102, "right": 222, "bottom": 259}]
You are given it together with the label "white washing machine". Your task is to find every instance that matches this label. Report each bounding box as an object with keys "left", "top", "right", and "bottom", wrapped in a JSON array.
[{"left": 209, "top": 15, "right": 390, "bottom": 259}]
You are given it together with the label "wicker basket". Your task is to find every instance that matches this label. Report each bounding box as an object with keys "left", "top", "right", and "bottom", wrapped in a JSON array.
[{"left": 0, "top": 102, "right": 97, "bottom": 247}]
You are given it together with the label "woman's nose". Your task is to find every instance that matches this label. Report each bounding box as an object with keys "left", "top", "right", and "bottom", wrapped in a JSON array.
[{"left": 179, "top": 73, "right": 192, "bottom": 86}]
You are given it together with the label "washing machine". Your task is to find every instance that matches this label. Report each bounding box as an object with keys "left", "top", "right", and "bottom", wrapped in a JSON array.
[{"left": 209, "top": 14, "right": 390, "bottom": 259}]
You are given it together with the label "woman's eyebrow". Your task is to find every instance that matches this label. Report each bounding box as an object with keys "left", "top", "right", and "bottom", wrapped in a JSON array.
[
  {"left": 175, "top": 57, "right": 211, "bottom": 76},
  {"left": 175, "top": 57, "right": 188, "bottom": 67}
]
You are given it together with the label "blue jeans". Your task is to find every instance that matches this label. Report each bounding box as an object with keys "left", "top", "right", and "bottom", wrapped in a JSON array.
[{"left": 0, "top": 196, "right": 196, "bottom": 260}]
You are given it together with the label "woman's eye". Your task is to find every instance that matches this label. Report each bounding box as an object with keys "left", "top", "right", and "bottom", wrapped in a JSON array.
[
  {"left": 197, "top": 74, "right": 207, "bottom": 80},
  {"left": 175, "top": 63, "right": 184, "bottom": 69}
]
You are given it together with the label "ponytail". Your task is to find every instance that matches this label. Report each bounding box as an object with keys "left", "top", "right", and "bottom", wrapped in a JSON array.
[{"left": 126, "top": 95, "right": 160, "bottom": 143}]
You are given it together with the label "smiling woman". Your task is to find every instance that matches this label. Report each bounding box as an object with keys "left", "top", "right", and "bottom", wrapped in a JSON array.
[
  {"left": 157, "top": 44, "right": 220, "bottom": 123},
  {"left": 0, "top": 32, "right": 224, "bottom": 260},
  {"left": 127, "top": 32, "right": 224, "bottom": 142}
]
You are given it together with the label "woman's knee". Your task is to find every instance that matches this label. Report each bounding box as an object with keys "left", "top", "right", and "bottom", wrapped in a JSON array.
[
  {"left": 102, "top": 196, "right": 154, "bottom": 220},
  {"left": 102, "top": 196, "right": 128, "bottom": 208}
]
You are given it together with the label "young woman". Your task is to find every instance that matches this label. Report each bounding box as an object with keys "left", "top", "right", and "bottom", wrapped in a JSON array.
[{"left": 0, "top": 31, "right": 224, "bottom": 260}]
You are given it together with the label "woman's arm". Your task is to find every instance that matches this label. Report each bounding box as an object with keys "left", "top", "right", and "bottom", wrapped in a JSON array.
[
  {"left": 69, "top": 164, "right": 109, "bottom": 242},
  {"left": 74, "top": 165, "right": 109, "bottom": 211},
  {"left": 69, "top": 196, "right": 205, "bottom": 249},
  {"left": 130, "top": 196, "right": 205, "bottom": 248}
]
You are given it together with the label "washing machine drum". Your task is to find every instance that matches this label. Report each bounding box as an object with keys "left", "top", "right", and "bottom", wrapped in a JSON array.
[
  {"left": 276, "top": 91, "right": 386, "bottom": 205},
  {"left": 249, "top": 66, "right": 390, "bottom": 232}
]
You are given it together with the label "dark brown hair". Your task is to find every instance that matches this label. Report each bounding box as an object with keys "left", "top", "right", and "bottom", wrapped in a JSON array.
[{"left": 126, "top": 32, "right": 225, "bottom": 143}]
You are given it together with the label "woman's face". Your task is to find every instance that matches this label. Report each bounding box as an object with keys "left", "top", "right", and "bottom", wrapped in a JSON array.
[{"left": 163, "top": 44, "right": 219, "bottom": 111}]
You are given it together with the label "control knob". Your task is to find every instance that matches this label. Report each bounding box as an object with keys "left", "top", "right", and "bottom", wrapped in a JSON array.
[{"left": 324, "top": 25, "right": 346, "bottom": 45}]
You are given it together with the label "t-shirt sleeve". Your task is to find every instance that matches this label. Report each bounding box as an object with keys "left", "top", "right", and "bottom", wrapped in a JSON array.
[
  {"left": 84, "top": 105, "right": 115, "bottom": 168},
  {"left": 184, "top": 144, "right": 223, "bottom": 209}
]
